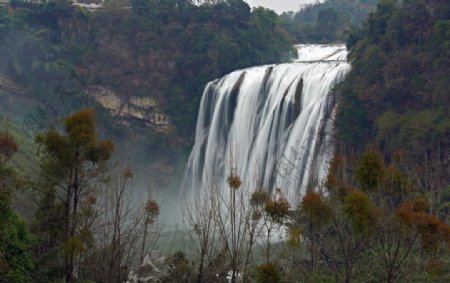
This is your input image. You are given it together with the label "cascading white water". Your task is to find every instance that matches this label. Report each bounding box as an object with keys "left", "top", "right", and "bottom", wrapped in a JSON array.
[
  {"left": 295, "top": 44, "right": 348, "bottom": 61},
  {"left": 182, "top": 44, "right": 351, "bottom": 203}
]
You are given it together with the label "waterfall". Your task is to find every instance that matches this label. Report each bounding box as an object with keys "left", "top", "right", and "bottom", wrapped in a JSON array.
[{"left": 182, "top": 44, "right": 351, "bottom": 203}]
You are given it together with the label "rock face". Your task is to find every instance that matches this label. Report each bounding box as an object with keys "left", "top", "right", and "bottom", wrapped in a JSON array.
[{"left": 87, "top": 86, "right": 169, "bottom": 131}]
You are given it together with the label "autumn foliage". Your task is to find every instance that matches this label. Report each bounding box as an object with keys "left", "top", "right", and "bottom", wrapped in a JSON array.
[
  {"left": 265, "top": 188, "right": 290, "bottom": 223},
  {"left": 0, "top": 132, "right": 17, "bottom": 164},
  {"left": 322, "top": 148, "right": 450, "bottom": 281},
  {"left": 301, "top": 191, "right": 332, "bottom": 227},
  {"left": 397, "top": 198, "right": 449, "bottom": 253}
]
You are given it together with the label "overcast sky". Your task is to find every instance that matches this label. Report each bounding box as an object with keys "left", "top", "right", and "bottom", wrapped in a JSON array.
[{"left": 245, "top": 0, "right": 318, "bottom": 14}]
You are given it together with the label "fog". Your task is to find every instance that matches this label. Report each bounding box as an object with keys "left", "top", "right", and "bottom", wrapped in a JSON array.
[{"left": 246, "top": 0, "right": 318, "bottom": 14}]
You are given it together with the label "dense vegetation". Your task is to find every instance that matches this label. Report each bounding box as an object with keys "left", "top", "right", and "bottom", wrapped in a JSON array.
[
  {"left": 329, "top": 0, "right": 450, "bottom": 278},
  {"left": 1, "top": 109, "right": 163, "bottom": 282},
  {"left": 95, "top": 0, "right": 294, "bottom": 137},
  {"left": 336, "top": 0, "right": 450, "bottom": 191},
  {"left": 0, "top": 0, "right": 293, "bottom": 139},
  {"left": 0, "top": 132, "right": 34, "bottom": 282},
  {"left": 1, "top": 109, "right": 449, "bottom": 282},
  {"left": 280, "top": 0, "right": 378, "bottom": 43}
]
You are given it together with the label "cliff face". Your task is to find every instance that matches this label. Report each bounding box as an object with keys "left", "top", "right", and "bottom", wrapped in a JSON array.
[
  {"left": 87, "top": 86, "right": 170, "bottom": 131},
  {"left": 0, "top": 73, "right": 179, "bottom": 194},
  {"left": 0, "top": 72, "right": 169, "bottom": 133}
]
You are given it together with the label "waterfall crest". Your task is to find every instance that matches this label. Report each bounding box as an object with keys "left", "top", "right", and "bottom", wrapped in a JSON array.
[{"left": 182, "top": 44, "right": 351, "bottom": 203}]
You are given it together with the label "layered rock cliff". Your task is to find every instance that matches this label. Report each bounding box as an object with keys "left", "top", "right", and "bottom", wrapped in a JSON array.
[{"left": 87, "top": 86, "right": 169, "bottom": 131}]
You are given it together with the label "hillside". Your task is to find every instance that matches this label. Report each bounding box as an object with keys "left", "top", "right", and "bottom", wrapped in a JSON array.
[
  {"left": 0, "top": 0, "right": 293, "bottom": 190},
  {"left": 280, "top": 0, "right": 379, "bottom": 43},
  {"left": 336, "top": 0, "right": 450, "bottom": 213}
]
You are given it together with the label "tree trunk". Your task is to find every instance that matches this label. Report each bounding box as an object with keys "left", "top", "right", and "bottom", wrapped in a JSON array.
[
  {"left": 141, "top": 222, "right": 148, "bottom": 264},
  {"left": 66, "top": 149, "right": 80, "bottom": 283},
  {"left": 64, "top": 183, "right": 73, "bottom": 283},
  {"left": 197, "top": 259, "right": 204, "bottom": 283},
  {"left": 266, "top": 227, "right": 271, "bottom": 264},
  {"left": 387, "top": 271, "right": 394, "bottom": 283}
]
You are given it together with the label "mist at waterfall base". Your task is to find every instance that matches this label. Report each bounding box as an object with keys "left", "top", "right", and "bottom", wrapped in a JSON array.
[{"left": 180, "top": 44, "right": 350, "bottom": 211}]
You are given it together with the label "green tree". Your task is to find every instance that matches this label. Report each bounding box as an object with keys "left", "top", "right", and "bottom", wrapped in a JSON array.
[
  {"left": 316, "top": 8, "right": 339, "bottom": 41},
  {"left": 0, "top": 132, "right": 34, "bottom": 283},
  {"left": 35, "top": 108, "right": 114, "bottom": 283},
  {"left": 300, "top": 191, "right": 333, "bottom": 272},
  {"left": 355, "top": 149, "right": 384, "bottom": 192}
]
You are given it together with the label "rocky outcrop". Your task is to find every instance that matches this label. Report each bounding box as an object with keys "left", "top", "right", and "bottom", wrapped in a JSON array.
[{"left": 87, "top": 86, "right": 169, "bottom": 131}]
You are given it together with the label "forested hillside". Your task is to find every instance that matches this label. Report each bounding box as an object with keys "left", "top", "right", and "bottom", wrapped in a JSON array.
[
  {"left": 330, "top": 1, "right": 450, "bottom": 278},
  {"left": 336, "top": 0, "right": 450, "bottom": 190},
  {"left": 0, "top": 0, "right": 293, "bottom": 188},
  {"left": 0, "top": 0, "right": 292, "bottom": 136},
  {"left": 0, "top": 0, "right": 383, "bottom": 180},
  {"left": 281, "top": 0, "right": 378, "bottom": 42}
]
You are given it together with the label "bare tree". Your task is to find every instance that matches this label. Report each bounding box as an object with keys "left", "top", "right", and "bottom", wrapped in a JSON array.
[
  {"left": 185, "top": 169, "right": 267, "bottom": 282},
  {"left": 78, "top": 165, "right": 161, "bottom": 283},
  {"left": 185, "top": 185, "right": 223, "bottom": 282},
  {"left": 211, "top": 168, "right": 264, "bottom": 283},
  {"left": 140, "top": 193, "right": 160, "bottom": 264}
]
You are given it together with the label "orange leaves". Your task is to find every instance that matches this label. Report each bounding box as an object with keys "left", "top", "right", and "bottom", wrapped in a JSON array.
[
  {"left": 227, "top": 174, "right": 242, "bottom": 190},
  {"left": 122, "top": 167, "right": 134, "bottom": 179},
  {"left": 301, "top": 191, "right": 322, "bottom": 205},
  {"left": 418, "top": 214, "right": 445, "bottom": 253},
  {"left": 301, "top": 191, "right": 333, "bottom": 227},
  {"left": 145, "top": 199, "right": 160, "bottom": 225},
  {"left": 265, "top": 188, "right": 290, "bottom": 223},
  {"left": 64, "top": 108, "right": 96, "bottom": 147},
  {"left": 396, "top": 197, "right": 450, "bottom": 253},
  {"left": 327, "top": 153, "right": 374, "bottom": 200},
  {"left": 326, "top": 174, "right": 348, "bottom": 199},
  {"left": 326, "top": 154, "right": 349, "bottom": 198},
  {"left": 425, "top": 257, "right": 445, "bottom": 276},
  {"left": 396, "top": 197, "right": 428, "bottom": 226},
  {"left": 0, "top": 132, "right": 17, "bottom": 163},
  {"left": 322, "top": 148, "right": 449, "bottom": 279},
  {"left": 443, "top": 224, "right": 450, "bottom": 247},
  {"left": 250, "top": 190, "right": 269, "bottom": 207},
  {"left": 88, "top": 139, "right": 115, "bottom": 162},
  {"left": 249, "top": 189, "right": 289, "bottom": 223},
  {"left": 328, "top": 154, "right": 345, "bottom": 179}
]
